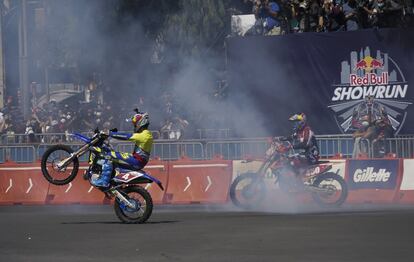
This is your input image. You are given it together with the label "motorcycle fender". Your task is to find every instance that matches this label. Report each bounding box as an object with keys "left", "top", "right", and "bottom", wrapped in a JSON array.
[{"left": 137, "top": 172, "right": 164, "bottom": 191}]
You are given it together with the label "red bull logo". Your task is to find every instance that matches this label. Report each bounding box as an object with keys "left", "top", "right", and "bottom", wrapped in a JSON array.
[
  {"left": 351, "top": 55, "right": 388, "bottom": 86},
  {"left": 354, "top": 56, "right": 384, "bottom": 71}
]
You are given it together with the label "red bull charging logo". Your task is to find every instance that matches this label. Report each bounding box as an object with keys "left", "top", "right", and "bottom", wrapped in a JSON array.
[
  {"left": 351, "top": 56, "right": 388, "bottom": 86},
  {"left": 328, "top": 47, "right": 411, "bottom": 134}
]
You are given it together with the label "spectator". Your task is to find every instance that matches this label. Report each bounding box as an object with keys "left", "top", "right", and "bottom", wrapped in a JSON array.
[
  {"left": 160, "top": 116, "right": 189, "bottom": 140},
  {"left": 309, "top": 0, "right": 324, "bottom": 32},
  {"left": 343, "top": 0, "right": 360, "bottom": 30},
  {"left": 362, "top": 0, "right": 403, "bottom": 28},
  {"left": 82, "top": 109, "right": 95, "bottom": 130},
  {"left": 0, "top": 112, "right": 5, "bottom": 134},
  {"left": 371, "top": 111, "right": 394, "bottom": 157},
  {"left": 320, "top": 0, "right": 346, "bottom": 31},
  {"left": 247, "top": 0, "right": 282, "bottom": 35},
  {"left": 160, "top": 118, "right": 174, "bottom": 139},
  {"left": 3, "top": 115, "right": 15, "bottom": 144},
  {"left": 352, "top": 116, "right": 376, "bottom": 158}
]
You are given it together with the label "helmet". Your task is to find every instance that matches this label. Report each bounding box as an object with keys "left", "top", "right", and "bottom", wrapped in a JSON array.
[
  {"left": 289, "top": 113, "right": 307, "bottom": 132},
  {"left": 131, "top": 109, "right": 150, "bottom": 131}
]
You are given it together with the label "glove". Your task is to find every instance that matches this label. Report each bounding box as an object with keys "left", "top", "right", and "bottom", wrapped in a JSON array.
[{"left": 99, "top": 130, "right": 109, "bottom": 137}]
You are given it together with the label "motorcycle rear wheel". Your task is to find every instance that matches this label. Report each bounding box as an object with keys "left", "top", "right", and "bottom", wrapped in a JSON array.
[
  {"left": 114, "top": 186, "right": 153, "bottom": 224},
  {"left": 311, "top": 172, "right": 348, "bottom": 207},
  {"left": 229, "top": 173, "right": 266, "bottom": 210},
  {"left": 41, "top": 144, "right": 79, "bottom": 185}
]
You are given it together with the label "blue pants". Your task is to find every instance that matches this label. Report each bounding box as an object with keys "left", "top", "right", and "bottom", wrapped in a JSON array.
[{"left": 104, "top": 148, "right": 149, "bottom": 171}]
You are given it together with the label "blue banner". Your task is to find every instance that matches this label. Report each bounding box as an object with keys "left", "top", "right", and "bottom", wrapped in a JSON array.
[
  {"left": 347, "top": 159, "right": 399, "bottom": 190},
  {"left": 226, "top": 28, "right": 414, "bottom": 136}
]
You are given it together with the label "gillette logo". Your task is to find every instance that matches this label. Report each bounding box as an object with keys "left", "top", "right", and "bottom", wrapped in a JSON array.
[{"left": 353, "top": 167, "right": 391, "bottom": 183}]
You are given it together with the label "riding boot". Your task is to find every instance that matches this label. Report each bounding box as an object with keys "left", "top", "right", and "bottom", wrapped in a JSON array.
[{"left": 91, "top": 159, "right": 112, "bottom": 187}]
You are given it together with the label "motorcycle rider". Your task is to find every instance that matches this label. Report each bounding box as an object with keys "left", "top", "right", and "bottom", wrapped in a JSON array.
[
  {"left": 91, "top": 109, "right": 153, "bottom": 188},
  {"left": 280, "top": 113, "right": 320, "bottom": 168}
]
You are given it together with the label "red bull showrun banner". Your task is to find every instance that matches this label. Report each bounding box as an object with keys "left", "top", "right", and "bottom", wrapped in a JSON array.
[{"left": 226, "top": 28, "right": 414, "bottom": 136}]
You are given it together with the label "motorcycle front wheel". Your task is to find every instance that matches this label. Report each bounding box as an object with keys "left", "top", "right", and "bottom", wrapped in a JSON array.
[
  {"left": 229, "top": 173, "right": 266, "bottom": 210},
  {"left": 311, "top": 172, "right": 348, "bottom": 207},
  {"left": 41, "top": 144, "right": 79, "bottom": 185},
  {"left": 114, "top": 186, "right": 153, "bottom": 224}
]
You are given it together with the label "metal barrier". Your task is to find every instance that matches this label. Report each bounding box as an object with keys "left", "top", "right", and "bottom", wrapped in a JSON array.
[
  {"left": 316, "top": 136, "right": 355, "bottom": 158},
  {"left": 1, "top": 131, "right": 161, "bottom": 145},
  {"left": 117, "top": 141, "right": 205, "bottom": 160},
  {"left": 37, "top": 144, "right": 90, "bottom": 162},
  {"left": 205, "top": 139, "right": 268, "bottom": 160},
  {"left": 374, "top": 137, "right": 414, "bottom": 158},
  {"left": 0, "top": 147, "right": 5, "bottom": 163},
  {"left": 0, "top": 135, "right": 413, "bottom": 163},
  {"left": 0, "top": 146, "right": 36, "bottom": 163}
]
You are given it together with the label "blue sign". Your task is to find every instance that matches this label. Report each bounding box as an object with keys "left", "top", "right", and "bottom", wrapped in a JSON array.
[
  {"left": 347, "top": 159, "right": 399, "bottom": 190},
  {"left": 226, "top": 28, "right": 414, "bottom": 136}
]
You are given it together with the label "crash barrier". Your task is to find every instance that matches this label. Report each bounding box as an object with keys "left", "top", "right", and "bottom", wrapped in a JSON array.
[
  {"left": 1, "top": 135, "right": 414, "bottom": 162},
  {"left": 231, "top": 158, "right": 414, "bottom": 205},
  {"left": 0, "top": 158, "right": 232, "bottom": 205},
  {"left": 2, "top": 157, "right": 414, "bottom": 205},
  {"left": 344, "top": 159, "right": 403, "bottom": 204},
  {"left": 164, "top": 158, "right": 232, "bottom": 204}
]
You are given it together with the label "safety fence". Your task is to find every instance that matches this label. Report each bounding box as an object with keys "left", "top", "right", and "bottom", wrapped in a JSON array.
[
  {"left": 2, "top": 158, "right": 414, "bottom": 206},
  {"left": 0, "top": 131, "right": 162, "bottom": 144},
  {"left": 1, "top": 135, "right": 414, "bottom": 163}
]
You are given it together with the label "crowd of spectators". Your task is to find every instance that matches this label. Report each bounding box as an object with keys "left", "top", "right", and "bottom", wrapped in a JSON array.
[
  {"left": 243, "top": 0, "right": 413, "bottom": 35},
  {"left": 0, "top": 77, "right": 229, "bottom": 144}
]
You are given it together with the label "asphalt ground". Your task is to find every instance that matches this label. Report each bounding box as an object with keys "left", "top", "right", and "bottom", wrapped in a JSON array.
[{"left": 1, "top": 205, "right": 414, "bottom": 262}]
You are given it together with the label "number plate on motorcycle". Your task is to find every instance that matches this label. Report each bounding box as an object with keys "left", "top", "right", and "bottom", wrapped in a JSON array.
[{"left": 113, "top": 171, "right": 144, "bottom": 183}]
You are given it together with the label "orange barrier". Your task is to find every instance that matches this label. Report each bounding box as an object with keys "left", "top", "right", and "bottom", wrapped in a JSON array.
[
  {"left": 165, "top": 158, "right": 232, "bottom": 204},
  {"left": 140, "top": 160, "right": 168, "bottom": 204},
  {"left": 46, "top": 165, "right": 105, "bottom": 204},
  {"left": 0, "top": 162, "right": 50, "bottom": 205},
  {"left": 3, "top": 157, "right": 414, "bottom": 206}
]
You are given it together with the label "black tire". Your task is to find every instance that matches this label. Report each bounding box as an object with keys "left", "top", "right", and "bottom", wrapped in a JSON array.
[
  {"left": 41, "top": 144, "right": 79, "bottom": 185},
  {"left": 229, "top": 173, "right": 266, "bottom": 210},
  {"left": 114, "top": 186, "right": 153, "bottom": 224},
  {"left": 312, "top": 172, "right": 348, "bottom": 207}
]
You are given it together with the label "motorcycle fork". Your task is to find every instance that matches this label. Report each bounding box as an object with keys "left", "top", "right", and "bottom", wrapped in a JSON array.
[{"left": 106, "top": 186, "right": 135, "bottom": 209}]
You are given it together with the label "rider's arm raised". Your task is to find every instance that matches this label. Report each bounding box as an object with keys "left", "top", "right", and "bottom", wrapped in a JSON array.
[{"left": 108, "top": 131, "right": 134, "bottom": 141}]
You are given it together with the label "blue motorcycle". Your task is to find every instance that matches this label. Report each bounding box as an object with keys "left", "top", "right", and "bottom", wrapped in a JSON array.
[{"left": 40, "top": 129, "right": 163, "bottom": 223}]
